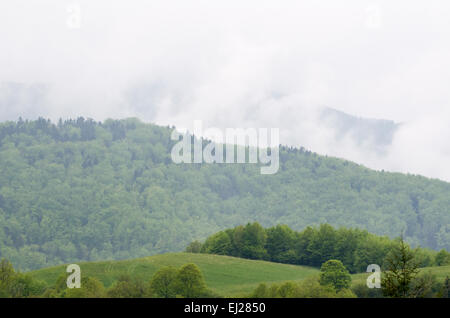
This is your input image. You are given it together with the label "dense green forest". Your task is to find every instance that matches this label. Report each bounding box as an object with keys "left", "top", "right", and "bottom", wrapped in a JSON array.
[
  {"left": 194, "top": 223, "right": 450, "bottom": 273},
  {"left": 0, "top": 118, "right": 449, "bottom": 270}
]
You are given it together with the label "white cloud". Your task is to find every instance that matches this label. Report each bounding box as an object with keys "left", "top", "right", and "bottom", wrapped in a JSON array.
[{"left": 1, "top": 0, "right": 450, "bottom": 180}]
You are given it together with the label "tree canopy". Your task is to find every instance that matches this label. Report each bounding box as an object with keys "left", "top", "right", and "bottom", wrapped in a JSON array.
[
  {"left": 319, "top": 260, "right": 352, "bottom": 291},
  {"left": 197, "top": 223, "right": 441, "bottom": 273}
]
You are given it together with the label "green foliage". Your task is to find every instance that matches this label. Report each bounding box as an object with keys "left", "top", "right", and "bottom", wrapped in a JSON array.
[
  {"left": 296, "top": 277, "right": 342, "bottom": 298},
  {"left": 435, "top": 250, "right": 450, "bottom": 266},
  {"left": 250, "top": 276, "right": 356, "bottom": 298},
  {"left": 30, "top": 253, "right": 320, "bottom": 297},
  {"left": 107, "top": 275, "right": 153, "bottom": 298},
  {"left": 185, "top": 241, "right": 203, "bottom": 253},
  {"left": 201, "top": 232, "right": 233, "bottom": 255},
  {"left": 233, "top": 223, "right": 268, "bottom": 260},
  {"left": 150, "top": 266, "right": 178, "bottom": 298},
  {"left": 5, "top": 273, "right": 46, "bottom": 298},
  {"left": 381, "top": 237, "right": 421, "bottom": 298},
  {"left": 1, "top": 118, "right": 450, "bottom": 271},
  {"left": 200, "top": 223, "right": 438, "bottom": 274},
  {"left": 276, "top": 281, "right": 300, "bottom": 298},
  {"left": 173, "top": 263, "right": 208, "bottom": 298},
  {"left": 62, "top": 277, "right": 106, "bottom": 298},
  {"left": 149, "top": 263, "right": 211, "bottom": 298},
  {"left": 0, "top": 258, "right": 15, "bottom": 295},
  {"left": 409, "top": 271, "right": 442, "bottom": 298},
  {"left": 41, "top": 273, "right": 107, "bottom": 298},
  {"left": 251, "top": 283, "right": 269, "bottom": 298},
  {"left": 41, "top": 275, "right": 106, "bottom": 298},
  {"left": 0, "top": 258, "right": 46, "bottom": 298},
  {"left": 265, "top": 225, "right": 297, "bottom": 264},
  {"left": 4, "top": 252, "right": 450, "bottom": 298},
  {"left": 412, "top": 247, "right": 435, "bottom": 268},
  {"left": 438, "top": 276, "right": 449, "bottom": 298},
  {"left": 319, "top": 260, "right": 352, "bottom": 291},
  {"left": 351, "top": 283, "right": 383, "bottom": 298},
  {"left": 336, "top": 288, "right": 358, "bottom": 298}
]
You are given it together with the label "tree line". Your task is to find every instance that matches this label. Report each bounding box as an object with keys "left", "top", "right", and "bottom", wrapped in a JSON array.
[{"left": 188, "top": 223, "right": 450, "bottom": 273}]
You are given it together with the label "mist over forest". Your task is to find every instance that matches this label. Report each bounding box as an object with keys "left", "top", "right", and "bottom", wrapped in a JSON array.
[{"left": 0, "top": 1, "right": 449, "bottom": 301}]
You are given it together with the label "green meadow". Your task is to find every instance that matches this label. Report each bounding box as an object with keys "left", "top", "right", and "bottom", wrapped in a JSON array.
[
  {"left": 29, "top": 253, "right": 450, "bottom": 297},
  {"left": 29, "top": 253, "right": 319, "bottom": 297}
]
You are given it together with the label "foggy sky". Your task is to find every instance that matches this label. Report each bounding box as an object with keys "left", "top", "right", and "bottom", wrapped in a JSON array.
[{"left": 1, "top": 0, "right": 450, "bottom": 181}]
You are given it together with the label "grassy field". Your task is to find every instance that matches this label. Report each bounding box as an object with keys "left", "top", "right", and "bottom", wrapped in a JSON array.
[
  {"left": 29, "top": 253, "right": 450, "bottom": 297},
  {"left": 29, "top": 253, "right": 319, "bottom": 297}
]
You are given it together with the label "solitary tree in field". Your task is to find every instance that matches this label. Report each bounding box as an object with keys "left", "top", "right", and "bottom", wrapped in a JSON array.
[
  {"left": 319, "top": 259, "right": 351, "bottom": 291},
  {"left": 150, "top": 266, "right": 178, "bottom": 298},
  {"left": 381, "top": 237, "right": 421, "bottom": 298},
  {"left": 174, "top": 263, "right": 207, "bottom": 298}
]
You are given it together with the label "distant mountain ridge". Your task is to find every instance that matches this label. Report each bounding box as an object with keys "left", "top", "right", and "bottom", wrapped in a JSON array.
[{"left": 320, "top": 107, "right": 400, "bottom": 154}]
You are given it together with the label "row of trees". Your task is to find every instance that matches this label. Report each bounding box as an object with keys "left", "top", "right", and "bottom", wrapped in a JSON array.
[
  {"left": 0, "top": 259, "right": 211, "bottom": 298},
  {"left": 189, "top": 223, "right": 449, "bottom": 273}
]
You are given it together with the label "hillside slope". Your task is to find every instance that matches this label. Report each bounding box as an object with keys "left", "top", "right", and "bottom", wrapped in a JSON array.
[
  {"left": 28, "top": 252, "right": 450, "bottom": 297},
  {"left": 0, "top": 118, "right": 449, "bottom": 270},
  {"left": 29, "top": 252, "right": 319, "bottom": 297}
]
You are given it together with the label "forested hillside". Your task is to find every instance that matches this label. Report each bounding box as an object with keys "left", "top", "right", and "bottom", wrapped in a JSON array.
[{"left": 0, "top": 118, "right": 449, "bottom": 270}]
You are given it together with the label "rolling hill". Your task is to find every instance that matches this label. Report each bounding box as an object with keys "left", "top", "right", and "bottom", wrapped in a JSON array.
[
  {"left": 28, "top": 252, "right": 450, "bottom": 297},
  {"left": 29, "top": 252, "right": 319, "bottom": 297}
]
